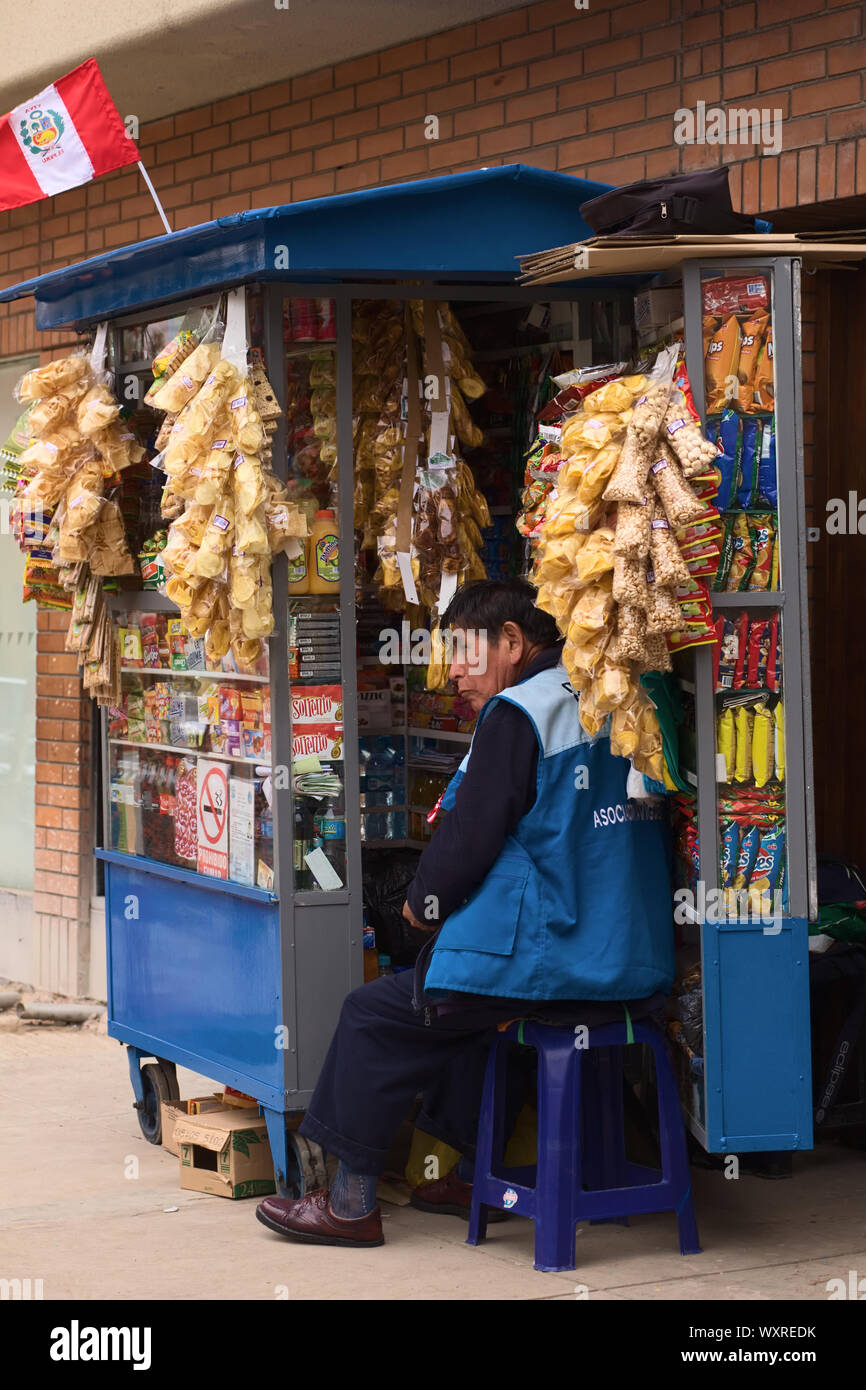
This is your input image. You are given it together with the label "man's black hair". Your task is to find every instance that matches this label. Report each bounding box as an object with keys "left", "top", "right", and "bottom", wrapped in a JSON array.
[{"left": 441, "top": 577, "right": 562, "bottom": 647}]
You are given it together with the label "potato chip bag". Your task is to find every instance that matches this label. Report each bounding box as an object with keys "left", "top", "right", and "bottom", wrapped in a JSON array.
[
  {"left": 752, "top": 327, "right": 774, "bottom": 411},
  {"left": 151, "top": 342, "right": 221, "bottom": 413},
  {"left": 705, "top": 314, "right": 741, "bottom": 413},
  {"left": 575, "top": 526, "right": 615, "bottom": 582},
  {"left": 533, "top": 532, "right": 587, "bottom": 585},
  {"left": 737, "top": 312, "right": 770, "bottom": 411}
]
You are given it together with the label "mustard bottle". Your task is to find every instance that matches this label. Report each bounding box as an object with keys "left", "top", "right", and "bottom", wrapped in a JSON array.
[{"left": 308, "top": 509, "right": 340, "bottom": 592}]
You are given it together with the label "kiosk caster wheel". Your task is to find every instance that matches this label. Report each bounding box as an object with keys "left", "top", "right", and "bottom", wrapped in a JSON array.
[{"left": 136, "top": 1060, "right": 180, "bottom": 1144}]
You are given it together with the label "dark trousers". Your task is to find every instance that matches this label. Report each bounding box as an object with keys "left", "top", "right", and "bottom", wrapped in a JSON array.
[{"left": 299, "top": 971, "right": 665, "bottom": 1175}]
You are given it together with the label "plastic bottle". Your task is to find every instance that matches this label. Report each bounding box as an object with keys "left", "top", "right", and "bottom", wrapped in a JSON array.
[
  {"left": 313, "top": 786, "right": 346, "bottom": 883},
  {"left": 308, "top": 509, "right": 340, "bottom": 593},
  {"left": 287, "top": 538, "right": 310, "bottom": 593}
]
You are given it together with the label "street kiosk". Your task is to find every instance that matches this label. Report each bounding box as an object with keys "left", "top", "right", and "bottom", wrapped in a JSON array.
[{"left": 0, "top": 165, "right": 826, "bottom": 1192}]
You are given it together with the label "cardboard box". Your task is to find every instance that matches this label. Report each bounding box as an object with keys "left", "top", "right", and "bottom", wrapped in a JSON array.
[
  {"left": 174, "top": 1109, "right": 276, "bottom": 1199},
  {"left": 634, "top": 286, "right": 682, "bottom": 332},
  {"left": 160, "top": 1095, "right": 224, "bottom": 1158}
]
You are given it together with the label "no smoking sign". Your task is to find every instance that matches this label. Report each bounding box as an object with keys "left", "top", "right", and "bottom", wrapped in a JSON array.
[{"left": 197, "top": 760, "right": 229, "bottom": 879}]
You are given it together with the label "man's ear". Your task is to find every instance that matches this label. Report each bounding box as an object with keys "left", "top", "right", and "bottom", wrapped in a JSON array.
[{"left": 501, "top": 621, "right": 524, "bottom": 662}]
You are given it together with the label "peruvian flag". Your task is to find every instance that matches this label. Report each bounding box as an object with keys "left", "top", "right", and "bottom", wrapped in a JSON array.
[{"left": 0, "top": 58, "right": 139, "bottom": 212}]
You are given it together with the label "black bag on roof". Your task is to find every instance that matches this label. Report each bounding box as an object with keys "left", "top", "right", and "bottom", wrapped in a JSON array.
[{"left": 579, "top": 167, "right": 763, "bottom": 238}]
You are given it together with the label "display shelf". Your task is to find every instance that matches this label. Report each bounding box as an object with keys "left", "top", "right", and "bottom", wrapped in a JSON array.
[
  {"left": 106, "top": 592, "right": 179, "bottom": 613},
  {"left": 407, "top": 726, "right": 472, "bottom": 743},
  {"left": 710, "top": 591, "right": 784, "bottom": 609},
  {"left": 284, "top": 341, "right": 335, "bottom": 357},
  {"left": 109, "top": 737, "right": 264, "bottom": 766},
  {"left": 120, "top": 665, "right": 268, "bottom": 682}
]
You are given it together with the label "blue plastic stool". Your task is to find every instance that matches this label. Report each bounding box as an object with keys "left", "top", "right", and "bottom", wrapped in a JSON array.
[{"left": 467, "top": 1018, "right": 702, "bottom": 1272}]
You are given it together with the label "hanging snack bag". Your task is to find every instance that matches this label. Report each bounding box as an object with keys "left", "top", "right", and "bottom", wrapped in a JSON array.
[
  {"left": 649, "top": 501, "right": 690, "bottom": 587},
  {"left": 714, "top": 409, "right": 741, "bottom": 510},
  {"left": 733, "top": 705, "right": 754, "bottom": 784},
  {"left": 725, "top": 513, "right": 756, "bottom": 592},
  {"left": 663, "top": 361, "right": 719, "bottom": 478},
  {"left": 732, "top": 823, "right": 761, "bottom": 890},
  {"left": 716, "top": 617, "right": 739, "bottom": 690},
  {"left": 751, "top": 703, "right": 775, "bottom": 788},
  {"left": 717, "top": 706, "right": 735, "bottom": 782},
  {"left": 737, "top": 312, "right": 770, "bottom": 412},
  {"left": 774, "top": 701, "right": 785, "bottom": 781},
  {"left": 705, "top": 315, "right": 741, "bottom": 413},
  {"left": 613, "top": 496, "right": 652, "bottom": 559},
  {"left": 648, "top": 444, "right": 705, "bottom": 527},
  {"left": 736, "top": 417, "right": 762, "bottom": 509},
  {"left": 732, "top": 611, "right": 750, "bottom": 688},
  {"left": 749, "top": 826, "right": 786, "bottom": 911},
  {"left": 747, "top": 514, "right": 775, "bottom": 592},
  {"left": 752, "top": 326, "right": 774, "bottom": 411},
  {"left": 756, "top": 417, "right": 777, "bottom": 509},
  {"left": 720, "top": 819, "right": 739, "bottom": 887},
  {"left": 702, "top": 276, "right": 770, "bottom": 317}
]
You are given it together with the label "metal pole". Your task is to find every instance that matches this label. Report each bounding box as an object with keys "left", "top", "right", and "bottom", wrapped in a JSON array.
[{"left": 137, "top": 161, "right": 172, "bottom": 236}]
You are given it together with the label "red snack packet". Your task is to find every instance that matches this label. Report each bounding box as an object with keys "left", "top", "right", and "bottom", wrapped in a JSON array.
[
  {"left": 702, "top": 275, "right": 770, "bottom": 317},
  {"left": 746, "top": 619, "right": 768, "bottom": 687},
  {"left": 673, "top": 357, "right": 701, "bottom": 421},
  {"left": 733, "top": 611, "right": 749, "bottom": 688},
  {"left": 765, "top": 613, "right": 779, "bottom": 692}
]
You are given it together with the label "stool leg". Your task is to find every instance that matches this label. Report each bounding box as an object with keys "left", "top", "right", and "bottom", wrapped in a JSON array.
[
  {"left": 534, "top": 1034, "right": 580, "bottom": 1272},
  {"left": 467, "top": 1035, "right": 507, "bottom": 1247},
  {"left": 651, "top": 1036, "right": 702, "bottom": 1256},
  {"left": 587, "top": 1044, "right": 629, "bottom": 1227}
]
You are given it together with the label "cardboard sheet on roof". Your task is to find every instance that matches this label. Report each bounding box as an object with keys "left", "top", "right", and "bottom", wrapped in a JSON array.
[{"left": 519, "top": 232, "right": 866, "bottom": 284}]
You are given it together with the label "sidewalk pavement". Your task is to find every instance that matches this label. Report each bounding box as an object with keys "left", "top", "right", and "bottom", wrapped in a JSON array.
[{"left": 1, "top": 1014, "right": 864, "bottom": 1301}]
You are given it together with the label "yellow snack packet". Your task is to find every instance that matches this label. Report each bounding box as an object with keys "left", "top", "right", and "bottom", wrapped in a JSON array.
[
  {"left": 717, "top": 707, "right": 735, "bottom": 783},
  {"left": 774, "top": 701, "right": 785, "bottom": 782},
  {"left": 751, "top": 703, "right": 774, "bottom": 788},
  {"left": 733, "top": 706, "right": 753, "bottom": 784}
]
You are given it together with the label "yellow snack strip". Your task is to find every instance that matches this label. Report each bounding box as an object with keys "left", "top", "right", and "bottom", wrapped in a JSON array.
[
  {"left": 751, "top": 703, "right": 774, "bottom": 788},
  {"left": 733, "top": 706, "right": 753, "bottom": 784},
  {"left": 774, "top": 702, "right": 785, "bottom": 783},
  {"left": 717, "top": 707, "right": 735, "bottom": 782}
]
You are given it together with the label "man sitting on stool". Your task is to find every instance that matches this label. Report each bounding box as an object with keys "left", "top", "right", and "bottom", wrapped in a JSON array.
[{"left": 256, "top": 578, "right": 674, "bottom": 1247}]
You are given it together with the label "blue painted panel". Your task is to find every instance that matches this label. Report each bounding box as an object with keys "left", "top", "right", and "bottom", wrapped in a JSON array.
[
  {"left": 0, "top": 166, "right": 612, "bottom": 328},
  {"left": 105, "top": 861, "right": 285, "bottom": 1097},
  {"left": 702, "top": 917, "right": 813, "bottom": 1152}
]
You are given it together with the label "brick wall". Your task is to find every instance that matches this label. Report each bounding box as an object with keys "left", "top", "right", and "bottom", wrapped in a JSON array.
[
  {"left": 3, "top": 0, "right": 866, "bottom": 360},
  {"left": 33, "top": 609, "right": 93, "bottom": 995},
  {"left": 2, "top": 0, "right": 858, "bottom": 990}
]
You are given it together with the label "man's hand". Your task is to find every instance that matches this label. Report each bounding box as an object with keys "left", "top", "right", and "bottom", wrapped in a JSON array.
[{"left": 402, "top": 899, "right": 436, "bottom": 932}]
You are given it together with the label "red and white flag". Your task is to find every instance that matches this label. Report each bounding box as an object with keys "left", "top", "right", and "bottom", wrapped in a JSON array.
[{"left": 0, "top": 58, "right": 139, "bottom": 213}]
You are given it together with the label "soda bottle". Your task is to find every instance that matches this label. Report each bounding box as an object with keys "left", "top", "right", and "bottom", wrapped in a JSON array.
[{"left": 314, "top": 786, "right": 346, "bottom": 884}]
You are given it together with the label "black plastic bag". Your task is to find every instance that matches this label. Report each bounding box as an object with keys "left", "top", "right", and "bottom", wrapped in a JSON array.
[{"left": 363, "top": 848, "right": 427, "bottom": 966}]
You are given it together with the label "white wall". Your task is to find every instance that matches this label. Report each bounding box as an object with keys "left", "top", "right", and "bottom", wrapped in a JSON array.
[{"left": 0, "top": 355, "right": 38, "bottom": 983}]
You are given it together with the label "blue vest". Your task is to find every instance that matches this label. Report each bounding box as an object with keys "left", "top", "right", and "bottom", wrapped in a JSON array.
[{"left": 423, "top": 663, "right": 675, "bottom": 1002}]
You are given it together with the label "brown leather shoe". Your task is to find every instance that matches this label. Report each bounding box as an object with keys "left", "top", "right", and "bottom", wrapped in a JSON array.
[
  {"left": 256, "top": 1189, "right": 384, "bottom": 1247},
  {"left": 410, "top": 1168, "right": 508, "bottom": 1221}
]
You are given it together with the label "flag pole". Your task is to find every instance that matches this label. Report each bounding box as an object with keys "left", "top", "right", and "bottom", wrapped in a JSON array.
[{"left": 137, "top": 160, "right": 172, "bottom": 235}]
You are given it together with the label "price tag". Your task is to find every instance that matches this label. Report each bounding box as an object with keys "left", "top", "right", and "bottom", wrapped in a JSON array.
[{"left": 396, "top": 551, "right": 419, "bottom": 605}]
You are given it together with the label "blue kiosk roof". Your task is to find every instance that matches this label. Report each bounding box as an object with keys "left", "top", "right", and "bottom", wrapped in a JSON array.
[{"left": 0, "top": 164, "right": 612, "bottom": 330}]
